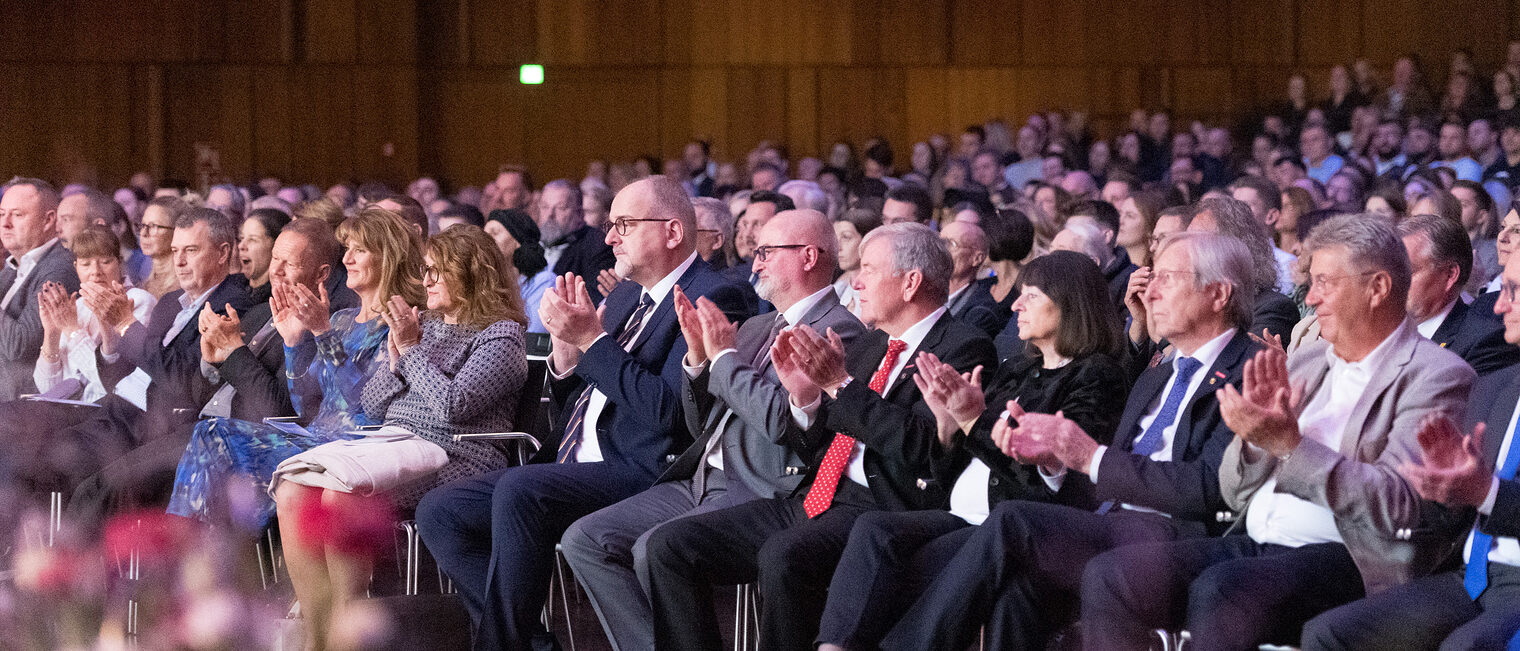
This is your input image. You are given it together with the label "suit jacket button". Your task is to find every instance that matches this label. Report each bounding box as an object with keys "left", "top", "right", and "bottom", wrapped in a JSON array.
[{"left": 989, "top": 477, "right": 1000, "bottom": 486}]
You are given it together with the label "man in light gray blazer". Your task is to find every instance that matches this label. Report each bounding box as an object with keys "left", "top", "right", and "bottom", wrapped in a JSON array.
[
  {"left": 0, "top": 179, "right": 79, "bottom": 400},
  {"left": 1082, "top": 214, "right": 1477, "bottom": 650},
  {"left": 561, "top": 209, "right": 865, "bottom": 651}
]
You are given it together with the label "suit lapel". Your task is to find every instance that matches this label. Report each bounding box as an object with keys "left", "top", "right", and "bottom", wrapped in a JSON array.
[
  {"left": 883, "top": 313, "right": 948, "bottom": 401},
  {"left": 1174, "top": 331, "right": 1251, "bottom": 450},
  {"left": 1430, "top": 300, "right": 1467, "bottom": 348},
  {"left": 1483, "top": 372, "right": 1520, "bottom": 467},
  {"left": 628, "top": 259, "right": 708, "bottom": 354}
]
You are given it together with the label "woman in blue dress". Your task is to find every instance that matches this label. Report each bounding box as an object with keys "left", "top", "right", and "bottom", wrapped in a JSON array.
[{"left": 167, "top": 208, "right": 426, "bottom": 529}]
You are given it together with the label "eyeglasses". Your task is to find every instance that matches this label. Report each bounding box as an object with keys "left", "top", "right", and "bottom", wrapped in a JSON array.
[
  {"left": 606, "top": 217, "right": 670, "bottom": 236},
  {"left": 1150, "top": 269, "right": 1197, "bottom": 288},
  {"left": 422, "top": 265, "right": 441, "bottom": 284},
  {"left": 753, "top": 244, "right": 808, "bottom": 262},
  {"left": 1307, "top": 270, "right": 1375, "bottom": 292},
  {"left": 139, "top": 223, "right": 173, "bottom": 235}
]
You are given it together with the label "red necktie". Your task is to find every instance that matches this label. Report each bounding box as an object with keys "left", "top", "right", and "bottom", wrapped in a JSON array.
[{"left": 803, "top": 338, "right": 908, "bottom": 518}]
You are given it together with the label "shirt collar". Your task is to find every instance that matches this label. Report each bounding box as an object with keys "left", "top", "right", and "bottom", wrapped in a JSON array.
[
  {"left": 780, "top": 285, "right": 835, "bottom": 326},
  {"left": 179, "top": 279, "right": 223, "bottom": 311},
  {"left": 1180, "top": 328, "right": 1236, "bottom": 373},
  {"left": 645, "top": 251, "right": 698, "bottom": 306},
  {"left": 1327, "top": 318, "right": 1408, "bottom": 374},
  {"left": 1416, "top": 298, "right": 1459, "bottom": 339},
  {"left": 894, "top": 306, "right": 948, "bottom": 353},
  {"left": 7, "top": 238, "right": 57, "bottom": 269}
]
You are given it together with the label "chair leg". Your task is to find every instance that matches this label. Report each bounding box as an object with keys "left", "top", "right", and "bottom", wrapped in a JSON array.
[{"left": 555, "top": 545, "right": 576, "bottom": 651}]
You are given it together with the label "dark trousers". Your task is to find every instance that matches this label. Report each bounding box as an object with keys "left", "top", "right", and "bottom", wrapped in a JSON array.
[
  {"left": 818, "top": 509, "right": 974, "bottom": 649},
  {"left": 1081, "top": 535, "right": 1364, "bottom": 651},
  {"left": 559, "top": 471, "right": 760, "bottom": 651},
  {"left": 1303, "top": 563, "right": 1520, "bottom": 651},
  {"left": 643, "top": 481, "right": 875, "bottom": 651},
  {"left": 879, "top": 502, "right": 1191, "bottom": 651},
  {"left": 415, "top": 461, "right": 651, "bottom": 650}
]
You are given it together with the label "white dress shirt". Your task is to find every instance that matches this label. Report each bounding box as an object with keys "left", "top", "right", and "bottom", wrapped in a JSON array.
[
  {"left": 1, "top": 238, "right": 59, "bottom": 310},
  {"left": 1246, "top": 321, "right": 1406, "bottom": 547},
  {"left": 788, "top": 307, "right": 948, "bottom": 488},
  {"left": 1415, "top": 298, "right": 1458, "bottom": 340},
  {"left": 34, "top": 289, "right": 157, "bottom": 409},
  {"left": 572, "top": 252, "right": 697, "bottom": 463}
]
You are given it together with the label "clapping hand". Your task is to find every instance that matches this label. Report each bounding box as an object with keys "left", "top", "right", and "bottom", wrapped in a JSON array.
[
  {"left": 1217, "top": 343, "right": 1303, "bottom": 458},
  {"left": 911, "top": 352, "right": 984, "bottom": 447},
  {"left": 380, "top": 295, "right": 421, "bottom": 372},
  {"left": 540, "top": 273, "right": 605, "bottom": 352},
  {"left": 198, "top": 303, "right": 245, "bottom": 364},
  {"left": 1005, "top": 411, "right": 1100, "bottom": 474},
  {"left": 80, "top": 281, "right": 134, "bottom": 332},
  {"left": 37, "top": 282, "right": 78, "bottom": 336},
  {"left": 288, "top": 282, "right": 332, "bottom": 336},
  {"left": 771, "top": 327, "right": 822, "bottom": 408},
  {"left": 1399, "top": 415, "right": 1493, "bottom": 507},
  {"left": 674, "top": 286, "right": 708, "bottom": 366},
  {"left": 773, "top": 325, "right": 850, "bottom": 398}
]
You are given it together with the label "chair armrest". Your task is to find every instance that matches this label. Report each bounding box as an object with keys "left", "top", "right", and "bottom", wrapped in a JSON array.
[
  {"left": 355, "top": 424, "right": 385, "bottom": 432},
  {"left": 452, "top": 432, "right": 542, "bottom": 454}
]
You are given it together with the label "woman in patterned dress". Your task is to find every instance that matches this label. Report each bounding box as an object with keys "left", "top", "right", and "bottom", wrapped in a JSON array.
[
  {"left": 274, "top": 224, "right": 528, "bottom": 650},
  {"left": 166, "top": 208, "right": 425, "bottom": 529}
]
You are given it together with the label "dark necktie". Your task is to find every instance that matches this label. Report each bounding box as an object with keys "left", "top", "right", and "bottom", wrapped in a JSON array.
[
  {"left": 555, "top": 293, "right": 655, "bottom": 463},
  {"left": 1098, "top": 356, "right": 1201, "bottom": 515},
  {"left": 802, "top": 338, "right": 907, "bottom": 518},
  {"left": 1466, "top": 417, "right": 1520, "bottom": 598}
]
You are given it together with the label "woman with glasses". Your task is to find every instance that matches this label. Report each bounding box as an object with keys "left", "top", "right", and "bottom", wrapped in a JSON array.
[
  {"left": 138, "top": 195, "right": 187, "bottom": 298},
  {"left": 274, "top": 223, "right": 527, "bottom": 650},
  {"left": 167, "top": 208, "right": 420, "bottom": 529}
]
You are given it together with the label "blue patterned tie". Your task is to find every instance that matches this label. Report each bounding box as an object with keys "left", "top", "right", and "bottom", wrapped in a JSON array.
[
  {"left": 1465, "top": 418, "right": 1520, "bottom": 599},
  {"left": 1131, "top": 356, "right": 1203, "bottom": 458},
  {"left": 556, "top": 293, "right": 655, "bottom": 463}
]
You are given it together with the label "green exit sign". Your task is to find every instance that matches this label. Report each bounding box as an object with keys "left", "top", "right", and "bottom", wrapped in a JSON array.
[{"left": 520, "top": 64, "right": 544, "bottom": 85}]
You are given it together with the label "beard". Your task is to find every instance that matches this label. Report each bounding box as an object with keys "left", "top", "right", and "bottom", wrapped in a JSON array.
[{"left": 755, "top": 275, "right": 781, "bottom": 303}]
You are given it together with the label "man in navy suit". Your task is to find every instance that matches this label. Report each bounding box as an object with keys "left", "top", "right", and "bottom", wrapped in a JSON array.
[
  {"left": 870, "top": 232, "right": 1260, "bottom": 650},
  {"left": 1302, "top": 246, "right": 1520, "bottom": 650},
  {"left": 417, "top": 175, "right": 751, "bottom": 650},
  {"left": 1399, "top": 214, "right": 1519, "bottom": 376},
  {"left": 642, "top": 222, "right": 997, "bottom": 651}
]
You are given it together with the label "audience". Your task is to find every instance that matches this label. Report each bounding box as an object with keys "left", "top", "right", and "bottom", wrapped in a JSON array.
[{"left": 19, "top": 47, "right": 1520, "bottom": 649}]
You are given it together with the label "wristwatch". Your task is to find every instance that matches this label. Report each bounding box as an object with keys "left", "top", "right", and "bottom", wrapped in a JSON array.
[{"left": 835, "top": 375, "right": 855, "bottom": 393}]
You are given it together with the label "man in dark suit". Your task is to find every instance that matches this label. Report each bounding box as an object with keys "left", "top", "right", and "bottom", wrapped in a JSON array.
[
  {"left": 65, "top": 215, "right": 337, "bottom": 523},
  {"left": 1300, "top": 247, "right": 1520, "bottom": 650},
  {"left": 866, "top": 232, "right": 1259, "bottom": 651},
  {"left": 540, "top": 179, "right": 617, "bottom": 304},
  {"left": 642, "top": 222, "right": 997, "bottom": 651},
  {"left": 1400, "top": 215, "right": 1520, "bottom": 376},
  {"left": 417, "top": 176, "right": 751, "bottom": 650},
  {"left": 940, "top": 220, "right": 1005, "bottom": 336},
  {"left": 1083, "top": 216, "right": 1476, "bottom": 650},
  {"left": 560, "top": 209, "right": 865, "bottom": 651},
  {"left": 0, "top": 179, "right": 80, "bottom": 400}
]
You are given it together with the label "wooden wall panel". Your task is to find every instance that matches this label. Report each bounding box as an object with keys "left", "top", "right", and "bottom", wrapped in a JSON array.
[{"left": 7, "top": 0, "right": 1520, "bottom": 188}]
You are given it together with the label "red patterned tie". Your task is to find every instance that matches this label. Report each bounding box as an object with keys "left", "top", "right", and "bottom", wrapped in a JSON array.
[{"left": 803, "top": 338, "right": 908, "bottom": 518}]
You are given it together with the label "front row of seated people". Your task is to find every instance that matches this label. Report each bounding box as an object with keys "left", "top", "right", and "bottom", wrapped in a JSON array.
[{"left": 6, "top": 173, "right": 1520, "bottom": 650}]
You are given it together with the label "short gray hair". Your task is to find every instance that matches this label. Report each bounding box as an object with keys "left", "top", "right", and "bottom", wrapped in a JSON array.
[
  {"left": 1059, "top": 221, "right": 1112, "bottom": 267},
  {"left": 1304, "top": 213, "right": 1411, "bottom": 307},
  {"left": 209, "top": 183, "right": 246, "bottom": 217},
  {"left": 1156, "top": 232, "right": 1257, "bottom": 331},
  {"left": 860, "top": 222, "right": 952, "bottom": 303},
  {"left": 693, "top": 196, "right": 737, "bottom": 267},
  {"left": 3, "top": 177, "right": 60, "bottom": 212},
  {"left": 175, "top": 206, "right": 239, "bottom": 251},
  {"left": 543, "top": 179, "right": 584, "bottom": 219},
  {"left": 778, "top": 180, "right": 829, "bottom": 213}
]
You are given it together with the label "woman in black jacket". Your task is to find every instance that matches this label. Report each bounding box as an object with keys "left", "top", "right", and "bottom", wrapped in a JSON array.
[{"left": 814, "top": 250, "right": 1131, "bottom": 650}]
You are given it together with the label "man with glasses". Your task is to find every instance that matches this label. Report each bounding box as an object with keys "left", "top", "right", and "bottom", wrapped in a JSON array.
[
  {"left": 940, "top": 220, "right": 1002, "bottom": 336},
  {"left": 1083, "top": 215, "right": 1476, "bottom": 650},
  {"left": 561, "top": 208, "right": 865, "bottom": 650},
  {"left": 419, "top": 175, "right": 751, "bottom": 650}
]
